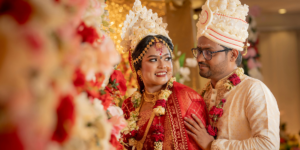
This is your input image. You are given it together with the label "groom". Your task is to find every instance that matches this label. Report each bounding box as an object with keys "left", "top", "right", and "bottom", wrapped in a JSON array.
[{"left": 184, "top": 0, "right": 280, "bottom": 150}]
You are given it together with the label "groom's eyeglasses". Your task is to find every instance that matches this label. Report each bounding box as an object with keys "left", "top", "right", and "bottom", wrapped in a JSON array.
[{"left": 191, "top": 46, "right": 232, "bottom": 61}]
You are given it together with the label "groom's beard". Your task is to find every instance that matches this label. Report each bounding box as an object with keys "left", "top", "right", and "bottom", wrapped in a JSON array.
[
  {"left": 198, "top": 60, "right": 227, "bottom": 79},
  {"left": 198, "top": 62, "right": 212, "bottom": 78}
]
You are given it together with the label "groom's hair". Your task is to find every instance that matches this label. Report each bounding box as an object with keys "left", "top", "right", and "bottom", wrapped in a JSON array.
[
  {"left": 132, "top": 35, "right": 174, "bottom": 71},
  {"left": 222, "top": 45, "right": 243, "bottom": 66}
]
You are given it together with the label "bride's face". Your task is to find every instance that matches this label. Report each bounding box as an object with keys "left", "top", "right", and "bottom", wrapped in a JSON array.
[{"left": 140, "top": 43, "right": 173, "bottom": 87}]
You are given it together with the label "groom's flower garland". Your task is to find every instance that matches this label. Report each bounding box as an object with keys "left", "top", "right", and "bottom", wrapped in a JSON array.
[
  {"left": 201, "top": 68, "right": 244, "bottom": 136},
  {"left": 120, "top": 77, "right": 176, "bottom": 150}
]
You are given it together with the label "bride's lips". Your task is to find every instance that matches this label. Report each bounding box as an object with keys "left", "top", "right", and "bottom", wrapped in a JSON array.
[{"left": 155, "top": 71, "right": 167, "bottom": 77}]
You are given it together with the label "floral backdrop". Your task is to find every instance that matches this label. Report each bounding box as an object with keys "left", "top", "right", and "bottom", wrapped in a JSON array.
[{"left": 0, "top": 0, "right": 126, "bottom": 149}]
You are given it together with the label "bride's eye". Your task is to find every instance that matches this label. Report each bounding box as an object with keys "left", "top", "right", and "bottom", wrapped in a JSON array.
[
  {"left": 149, "top": 58, "right": 157, "bottom": 62},
  {"left": 165, "top": 57, "right": 172, "bottom": 61}
]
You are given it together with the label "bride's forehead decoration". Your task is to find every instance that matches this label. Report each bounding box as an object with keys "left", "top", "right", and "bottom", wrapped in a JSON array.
[
  {"left": 120, "top": 0, "right": 172, "bottom": 69},
  {"left": 196, "top": 0, "right": 250, "bottom": 51}
]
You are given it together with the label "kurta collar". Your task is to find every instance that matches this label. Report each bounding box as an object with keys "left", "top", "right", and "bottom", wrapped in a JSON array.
[{"left": 209, "top": 68, "right": 241, "bottom": 90}]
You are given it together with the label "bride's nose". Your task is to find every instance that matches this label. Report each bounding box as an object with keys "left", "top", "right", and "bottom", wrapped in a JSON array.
[{"left": 158, "top": 59, "right": 167, "bottom": 69}]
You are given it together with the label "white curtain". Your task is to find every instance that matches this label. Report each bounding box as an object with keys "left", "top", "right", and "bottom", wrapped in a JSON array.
[{"left": 259, "top": 31, "right": 300, "bottom": 135}]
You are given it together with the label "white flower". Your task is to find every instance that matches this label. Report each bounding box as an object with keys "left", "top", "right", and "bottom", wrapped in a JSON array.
[
  {"left": 144, "top": 21, "right": 156, "bottom": 29},
  {"left": 160, "top": 23, "right": 168, "bottom": 29},
  {"left": 179, "top": 67, "right": 191, "bottom": 81},
  {"left": 155, "top": 18, "right": 163, "bottom": 24},
  {"left": 133, "top": 4, "right": 142, "bottom": 13},
  {"left": 107, "top": 105, "right": 124, "bottom": 116},
  {"left": 153, "top": 106, "right": 166, "bottom": 116},
  {"left": 217, "top": 0, "right": 227, "bottom": 11},
  {"left": 185, "top": 58, "right": 198, "bottom": 67},
  {"left": 152, "top": 13, "right": 158, "bottom": 20}
]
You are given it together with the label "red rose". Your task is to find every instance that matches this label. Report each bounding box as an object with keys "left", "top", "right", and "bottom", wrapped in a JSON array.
[
  {"left": 97, "top": 92, "right": 113, "bottom": 110},
  {"left": 154, "top": 100, "right": 166, "bottom": 108},
  {"left": 130, "top": 130, "right": 138, "bottom": 137},
  {"left": 0, "top": 129, "right": 24, "bottom": 150},
  {"left": 110, "top": 134, "right": 123, "bottom": 150},
  {"left": 280, "top": 138, "right": 286, "bottom": 144},
  {"left": 89, "top": 72, "right": 104, "bottom": 89},
  {"left": 209, "top": 106, "right": 223, "bottom": 118},
  {"left": 221, "top": 99, "right": 226, "bottom": 103},
  {"left": 52, "top": 94, "right": 75, "bottom": 143},
  {"left": 0, "top": 0, "right": 32, "bottom": 24},
  {"left": 73, "top": 68, "right": 86, "bottom": 88},
  {"left": 77, "top": 22, "right": 99, "bottom": 44},
  {"left": 228, "top": 73, "right": 241, "bottom": 86},
  {"left": 109, "top": 70, "right": 127, "bottom": 96},
  {"left": 150, "top": 125, "right": 164, "bottom": 134},
  {"left": 206, "top": 125, "right": 217, "bottom": 136},
  {"left": 151, "top": 133, "right": 164, "bottom": 142}
]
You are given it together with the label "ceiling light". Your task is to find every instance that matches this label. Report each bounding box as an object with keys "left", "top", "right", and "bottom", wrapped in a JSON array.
[
  {"left": 193, "top": 14, "right": 198, "bottom": 20},
  {"left": 279, "top": 9, "right": 286, "bottom": 14}
]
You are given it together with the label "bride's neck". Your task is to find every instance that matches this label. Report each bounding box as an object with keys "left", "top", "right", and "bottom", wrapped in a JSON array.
[{"left": 144, "top": 84, "right": 165, "bottom": 93}]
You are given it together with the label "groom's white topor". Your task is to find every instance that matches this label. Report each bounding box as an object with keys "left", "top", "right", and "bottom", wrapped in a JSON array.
[
  {"left": 197, "top": 0, "right": 249, "bottom": 51},
  {"left": 120, "top": 0, "right": 171, "bottom": 53}
]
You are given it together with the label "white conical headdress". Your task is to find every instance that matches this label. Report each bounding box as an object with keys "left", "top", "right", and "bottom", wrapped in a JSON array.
[
  {"left": 120, "top": 0, "right": 171, "bottom": 53},
  {"left": 197, "top": 0, "right": 249, "bottom": 51}
]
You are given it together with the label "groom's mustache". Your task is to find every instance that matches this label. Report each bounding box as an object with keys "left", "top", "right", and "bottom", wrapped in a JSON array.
[{"left": 198, "top": 62, "right": 210, "bottom": 68}]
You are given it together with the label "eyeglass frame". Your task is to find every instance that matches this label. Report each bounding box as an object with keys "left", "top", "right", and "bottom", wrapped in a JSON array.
[{"left": 191, "top": 45, "right": 232, "bottom": 61}]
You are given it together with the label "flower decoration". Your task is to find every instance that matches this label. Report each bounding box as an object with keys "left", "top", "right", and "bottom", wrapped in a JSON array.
[
  {"left": 203, "top": 68, "right": 243, "bottom": 137},
  {"left": 77, "top": 21, "right": 100, "bottom": 44},
  {"left": 120, "top": 78, "right": 175, "bottom": 150}
]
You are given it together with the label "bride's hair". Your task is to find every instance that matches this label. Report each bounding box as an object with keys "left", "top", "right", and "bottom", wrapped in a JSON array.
[{"left": 132, "top": 35, "right": 174, "bottom": 72}]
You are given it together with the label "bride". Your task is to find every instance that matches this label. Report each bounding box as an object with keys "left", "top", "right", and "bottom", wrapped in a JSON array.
[{"left": 119, "top": 0, "right": 207, "bottom": 150}]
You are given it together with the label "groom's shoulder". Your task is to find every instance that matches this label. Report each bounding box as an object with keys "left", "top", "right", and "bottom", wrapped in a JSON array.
[{"left": 239, "top": 75, "right": 271, "bottom": 94}]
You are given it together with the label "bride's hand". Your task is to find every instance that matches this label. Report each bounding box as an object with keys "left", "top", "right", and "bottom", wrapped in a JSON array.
[{"left": 184, "top": 114, "right": 214, "bottom": 150}]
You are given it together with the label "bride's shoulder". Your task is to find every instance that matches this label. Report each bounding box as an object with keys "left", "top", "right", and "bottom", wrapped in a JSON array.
[{"left": 173, "top": 81, "right": 202, "bottom": 99}]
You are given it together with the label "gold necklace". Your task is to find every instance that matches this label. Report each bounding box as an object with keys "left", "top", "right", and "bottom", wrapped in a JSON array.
[{"left": 143, "top": 90, "right": 160, "bottom": 105}]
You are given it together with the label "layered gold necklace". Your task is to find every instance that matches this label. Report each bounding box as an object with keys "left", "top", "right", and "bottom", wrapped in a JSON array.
[{"left": 143, "top": 90, "right": 160, "bottom": 105}]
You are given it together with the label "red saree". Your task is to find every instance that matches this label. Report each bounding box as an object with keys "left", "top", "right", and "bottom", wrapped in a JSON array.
[{"left": 121, "top": 82, "right": 208, "bottom": 150}]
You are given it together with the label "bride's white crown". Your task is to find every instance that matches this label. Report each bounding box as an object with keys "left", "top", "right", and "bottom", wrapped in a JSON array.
[
  {"left": 197, "top": 0, "right": 249, "bottom": 51},
  {"left": 120, "top": 0, "right": 171, "bottom": 53}
]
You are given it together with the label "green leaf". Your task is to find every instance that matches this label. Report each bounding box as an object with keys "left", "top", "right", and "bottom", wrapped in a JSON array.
[
  {"left": 102, "top": 21, "right": 110, "bottom": 27},
  {"left": 179, "top": 53, "right": 186, "bottom": 67},
  {"left": 100, "top": 89, "right": 106, "bottom": 95},
  {"left": 174, "top": 44, "right": 178, "bottom": 56},
  {"left": 175, "top": 72, "right": 181, "bottom": 82},
  {"left": 109, "top": 28, "right": 115, "bottom": 33}
]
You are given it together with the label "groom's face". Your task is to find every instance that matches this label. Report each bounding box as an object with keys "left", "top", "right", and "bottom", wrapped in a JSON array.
[{"left": 196, "top": 36, "right": 229, "bottom": 79}]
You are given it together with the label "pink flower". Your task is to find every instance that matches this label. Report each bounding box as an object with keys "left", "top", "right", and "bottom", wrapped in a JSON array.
[
  {"left": 109, "top": 116, "right": 127, "bottom": 137},
  {"left": 206, "top": 125, "right": 217, "bottom": 136},
  {"left": 247, "top": 58, "right": 257, "bottom": 70},
  {"left": 228, "top": 73, "right": 241, "bottom": 86}
]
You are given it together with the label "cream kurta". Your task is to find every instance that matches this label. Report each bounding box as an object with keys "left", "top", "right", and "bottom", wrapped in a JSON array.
[{"left": 202, "top": 72, "right": 280, "bottom": 150}]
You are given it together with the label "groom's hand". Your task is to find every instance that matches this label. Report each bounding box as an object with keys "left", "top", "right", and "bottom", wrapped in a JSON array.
[{"left": 184, "top": 114, "right": 214, "bottom": 150}]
